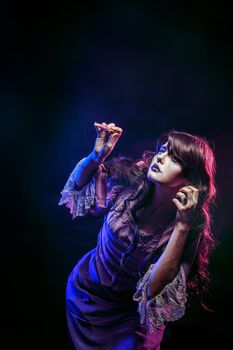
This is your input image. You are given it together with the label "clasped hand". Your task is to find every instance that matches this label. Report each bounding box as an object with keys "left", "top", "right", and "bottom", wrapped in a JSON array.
[{"left": 172, "top": 185, "right": 199, "bottom": 226}]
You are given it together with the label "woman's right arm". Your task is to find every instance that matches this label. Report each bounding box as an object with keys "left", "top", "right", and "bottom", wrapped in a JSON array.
[
  {"left": 75, "top": 122, "right": 123, "bottom": 190},
  {"left": 58, "top": 122, "right": 123, "bottom": 219},
  {"left": 72, "top": 150, "right": 103, "bottom": 191}
]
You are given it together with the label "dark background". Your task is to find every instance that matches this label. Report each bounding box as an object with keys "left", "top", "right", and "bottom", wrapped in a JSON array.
[{"left": 2, "top": 1, "right": 233, "bottom": 349}]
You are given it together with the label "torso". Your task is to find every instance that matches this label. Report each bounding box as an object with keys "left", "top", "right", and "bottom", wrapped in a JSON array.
[{"left": 131, "top": 201, "right": 169, "bottom": 235}]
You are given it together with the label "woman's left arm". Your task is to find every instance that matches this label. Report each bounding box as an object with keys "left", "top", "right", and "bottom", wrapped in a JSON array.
[
  {"left": 146, "top": 222, "right": 192, "bottom": 299},
  {"left": 133, "top": 185, "right": 201, "bottom": 332},
  {"left": 133, "top": 223, "right": 202, "bottom": 332},
  {"left": 147, "top": 184, "right": 199, "bottom": 298}
]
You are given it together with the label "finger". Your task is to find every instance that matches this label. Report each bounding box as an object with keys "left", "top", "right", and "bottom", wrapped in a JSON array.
[
  {"left": 108, "top": 132, "right": 121, "bottom": 145},
  {"left": 102, "top": 122, "right": 111, "bottom": 130},
  {"left": 180, "top": 187, "right": 199, "bottom": 203},
  {"left": 94, "top": 124, "right": 105, "bottom": 136},
  {"left": 94, "top": 122, "right": 120, "bottom": 134},
  {"left": 110, "top": 126, "right": 123, "bottom": 133},
  {"left": 172, "top": 198, "right": 184, "bottom": 211},
  {"left": 183, "top": 185, "right": 199, "bottom": 192},
  {"left": 179, "top": 187, "right": 193, "bottom": 194},
  {"left": 94, "top": 129, "right": 107, "bottom": 140},
  {"left": 178, "top": 187, "right": 193, "bottom": 200},
  {"left": 94, "top": 123, "right": 110, "bottom": 143},
  {"left": 105, "top": 123, "right": 122, "bottom": 134},
  {"left": 94, "top": 123, "right": 111, "bottom": 133},
  {"left": 94, "top": 125, "right": 102, "bottom": 133},
  {"left": 176, "top": 192, "right": 188, "bottom": 205},
  {"left": 176, "top": 191, "right": 187, "bottom": 199},
  {"left": 102, "top": 122, "right": 111, "bottom": 132},
  {"left": 94, "top": 122, "right": 107, "bottom": 128},
  {"left": 193, "top": 190, "right": 199, "bottom": 203}
]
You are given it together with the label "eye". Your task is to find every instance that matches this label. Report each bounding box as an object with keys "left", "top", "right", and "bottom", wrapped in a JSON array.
[
  {"left": 157, "top": 148, "right": 165, "bottom": 154},
  {"left": 169, "top": 153, "right": 180, "bottom": 163},
  {"left": 171, "top": 155, "right": 178, "bottom": 162}
]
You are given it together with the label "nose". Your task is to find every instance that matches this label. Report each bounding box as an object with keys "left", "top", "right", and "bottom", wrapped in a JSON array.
[{"left": 157, "top": 151, "right": 168, "bottom": 163}]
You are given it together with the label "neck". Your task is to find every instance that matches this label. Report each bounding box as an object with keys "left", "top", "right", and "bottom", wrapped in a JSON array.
[{"left": 150, "top": 183, "right": 181, "bottom": 213}]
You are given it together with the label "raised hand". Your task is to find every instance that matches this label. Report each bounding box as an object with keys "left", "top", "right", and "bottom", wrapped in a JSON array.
[
  {"left": 172, "top": 185, "right": 199, "bottom": 226},
  {"left": 93, "top": 122, "right": 123, "bottom": 162}
]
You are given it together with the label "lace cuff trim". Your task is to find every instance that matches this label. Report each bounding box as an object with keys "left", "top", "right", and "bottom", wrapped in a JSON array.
[
  {"left": 133, "top": 264, "right": 188, "bottom": 333},
  {"left": 58, "top": 157, "right": 97, "bottom": 219}
]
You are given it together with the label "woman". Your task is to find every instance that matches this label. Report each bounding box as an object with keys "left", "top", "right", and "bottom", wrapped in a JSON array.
[{"left": 58, "top": 122, "right": 218, "bottom": 350}]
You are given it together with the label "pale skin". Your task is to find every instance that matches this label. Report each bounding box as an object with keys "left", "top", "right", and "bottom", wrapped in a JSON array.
[
  {"left": 147, "top": 141, "right": 199, "bottom": 225},
  {"left": 146, "top": 144, "right": 199, "bottom": 298},
  {"left": 93, "top": 122, "right": 200, "bottom": 298}
]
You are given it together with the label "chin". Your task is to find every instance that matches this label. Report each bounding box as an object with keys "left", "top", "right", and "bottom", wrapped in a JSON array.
[
  {"left": 147, "top": 173, "right": 156, "bottom": 182},
  {"left": 147, "top": 175, "right": 162, "bottom": 186},
  {"left": 148, "top": 175, "right": 177, "bottom": 188},
  {"left": 147, "top": 171, "right": 160, "bottom": 180}
]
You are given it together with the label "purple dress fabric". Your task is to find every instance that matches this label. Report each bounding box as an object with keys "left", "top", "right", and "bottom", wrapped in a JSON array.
[{"left": 58, "top": 158, "right": 188, "bottom": 350}]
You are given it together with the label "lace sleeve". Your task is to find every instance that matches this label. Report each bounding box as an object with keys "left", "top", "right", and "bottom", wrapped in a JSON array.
[
  {"left": 58, "top": 157, "right": 108, "bottom": 219},
  {"left": 133, "top": 264, "right": 188, "bottom": 333},
  {"left": 58, "top": 155, "right": 143, "bottom": 219}
]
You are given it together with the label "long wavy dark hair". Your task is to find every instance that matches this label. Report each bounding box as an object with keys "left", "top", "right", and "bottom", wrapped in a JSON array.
[{"left": 104, "top": 129, "right": 219, "bottom": 312}]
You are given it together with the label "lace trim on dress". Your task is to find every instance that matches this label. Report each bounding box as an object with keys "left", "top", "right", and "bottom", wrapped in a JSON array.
[
  {"left": 133, "top": 264, "right": 188, "bottom": 333},
  {"left": 58, "top": 157, "right": 97, "bottom": 219}
]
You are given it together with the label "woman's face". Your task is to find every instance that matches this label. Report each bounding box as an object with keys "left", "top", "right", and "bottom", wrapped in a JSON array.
[{"left": 147, "top": 142, "right": 189, "bottom": 188}]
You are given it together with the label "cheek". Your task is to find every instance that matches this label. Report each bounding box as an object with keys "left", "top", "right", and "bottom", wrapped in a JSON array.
[{"left": 165, "top": 164, "right": 183, "bottom": 180}]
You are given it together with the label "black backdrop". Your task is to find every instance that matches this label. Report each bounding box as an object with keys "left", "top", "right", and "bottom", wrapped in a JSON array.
[{"left": 2, "top": 1, "right": 233, "bottom": 349}]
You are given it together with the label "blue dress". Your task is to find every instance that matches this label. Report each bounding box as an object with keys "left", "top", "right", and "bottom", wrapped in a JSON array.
[{"left": 58, "top": 157, "right": 188, "bottom": 350}]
